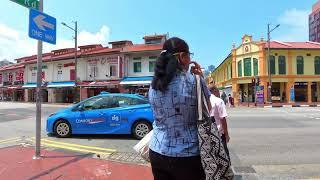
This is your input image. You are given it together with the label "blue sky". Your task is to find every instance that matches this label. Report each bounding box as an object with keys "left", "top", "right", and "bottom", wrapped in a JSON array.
[{"left": 0, "top": 0, "right": 315, "bottom": 69}]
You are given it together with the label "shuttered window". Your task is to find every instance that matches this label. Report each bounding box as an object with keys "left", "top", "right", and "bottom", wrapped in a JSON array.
[
  {"left": 244, "top": 58, "right": 252, "bottom": 76},
  {"left": 278, "top": 56, "right": 286, "bottom": 75},
  {"left": 238, "top": 61, "right": 242, "bottom": 77},
  {"left": 297, "top": 56, "right": 304, "bottom": 75}
]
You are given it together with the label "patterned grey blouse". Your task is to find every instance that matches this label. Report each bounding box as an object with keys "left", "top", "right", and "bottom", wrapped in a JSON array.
[{"left": 148, "top": 71, "right": 209, "bottom": 157}]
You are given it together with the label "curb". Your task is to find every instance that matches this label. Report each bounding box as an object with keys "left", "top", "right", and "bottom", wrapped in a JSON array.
[{"left": 264, "top": 104, "right": 320, "bottom": 108}]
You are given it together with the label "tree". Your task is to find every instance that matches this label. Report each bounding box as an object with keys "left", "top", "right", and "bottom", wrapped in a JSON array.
[
  {"left": 203, "top": 65, "right": 215, "bottom": 76},
  {"left": 208, "top": 65, "right": 215, "bottom": 72},
  {"left": 0, "top": 59, "right": 13, "bottom": 67}
]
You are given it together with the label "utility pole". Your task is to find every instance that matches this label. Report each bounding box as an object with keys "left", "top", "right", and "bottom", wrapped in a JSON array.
[
  {"left": 75, "top": 21, "right": 78, "bottom": 102},
  {"left": 267, "top": 23, "right": 280, "bottom": 104},
  {"left": 35, "top": 0, "right": 43, "bottom": 159},
  {"left": 62, "top": 21, "right": 78, "bottom": 101}
]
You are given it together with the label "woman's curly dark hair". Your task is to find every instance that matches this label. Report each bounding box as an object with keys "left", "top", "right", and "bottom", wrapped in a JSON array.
[{"left": 151, "top": 37, "right": 189, "bottom": 92}]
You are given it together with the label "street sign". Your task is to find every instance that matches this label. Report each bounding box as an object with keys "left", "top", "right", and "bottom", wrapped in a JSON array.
[
  {"left": 10, "top": 0, "right": 39, "bottom": 10},
  {"left": 29, "top": 8, "right": 56, "bottom": 44}
]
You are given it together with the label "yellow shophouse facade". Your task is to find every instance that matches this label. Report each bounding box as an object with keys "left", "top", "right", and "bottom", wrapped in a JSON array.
[{"left": 211, "top": 35, "right": 320, "bottom": 105}]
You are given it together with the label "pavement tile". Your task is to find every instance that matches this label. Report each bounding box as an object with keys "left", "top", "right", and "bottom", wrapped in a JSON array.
[{"left": 0, "top": 145, "right": 153, "bottom": 180}]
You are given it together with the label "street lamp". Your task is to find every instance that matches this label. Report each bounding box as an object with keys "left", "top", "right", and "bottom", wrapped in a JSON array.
[
  {"left": 62, "top": 21, "right": 78, "bottom": 101},
  {"left": 267, "top": 23, "right": 280, "bottom": 104}
]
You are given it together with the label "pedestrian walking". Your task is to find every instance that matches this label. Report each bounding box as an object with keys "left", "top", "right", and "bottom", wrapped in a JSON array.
[
  {"left": 209, "top": 85, "right": 231, "bottom": 158},
  {"left": 221, "top": 91, "right": 227, "bottom": 105},
  {"left": 148, "top": 37, "right": 207, "bottom": 180},
  {"left": 228, "top": 94, "right": 234, "bottom": 107}
]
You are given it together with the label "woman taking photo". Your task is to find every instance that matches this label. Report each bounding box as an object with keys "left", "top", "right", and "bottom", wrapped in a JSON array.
[{"left": 148, "top": 37, "right": 209, "bottom": 180}]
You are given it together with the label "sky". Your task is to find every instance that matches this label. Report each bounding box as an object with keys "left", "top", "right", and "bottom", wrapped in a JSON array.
[{"left": 0, "top": 0, "right": 315, "bottom": 69}]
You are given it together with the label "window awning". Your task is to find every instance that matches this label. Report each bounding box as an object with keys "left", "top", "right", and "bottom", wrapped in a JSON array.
[
  {"left": 120, "top": 76, "right": 153, "bottom": 85},
  {"left": 47, "top": 81, "right": 75, "bottom": 88},
  {"left": 78, "top": 80, "right": 120, "bottom": 87},
  {"left": 22, "top": 83, "right": 37, "bottom": 88}
]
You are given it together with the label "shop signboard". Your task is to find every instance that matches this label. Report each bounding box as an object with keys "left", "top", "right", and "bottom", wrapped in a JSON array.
[{"left": 256, "top": 85, "right": 264, "bottom": 104}]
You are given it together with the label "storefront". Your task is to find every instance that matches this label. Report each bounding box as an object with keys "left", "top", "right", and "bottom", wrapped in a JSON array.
[
  {"left": 22, "top": 83, "right": 48, "bottom": 102},
  {"left": 47, "top": 81, "right": 76, "bottom": 103},
  {"left": 294, "top": 82, "right": 308, "bottom": 102},
  {"left": 238, "top": 83, "right": 254, "bottom": 102},
  {"left": 79, "top": 80, "right": 120, "bottom": 99},
  {"left": 120, "top": 76, "right": 153, "bottom": 97},
  {"left": 1, "top": 88, "right": 13, "bottom": 101},
  {"left": 11, "top": 87, "right": 24, "bottom": 101}
]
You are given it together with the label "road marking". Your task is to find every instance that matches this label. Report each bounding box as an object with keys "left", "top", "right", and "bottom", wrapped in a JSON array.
[
  {"left": 41, "top": 141, "right": 112, "bottom": 155},
  {"left": 41, "top": 138, "right": 116, "bottom": 152},
  {"left": 300, "top": 105, "right": 310, "bottom": 107},
  {"left": 30, "top": 137, "right": 117, "bottom": 155},
  {"left": 0, "top": 137, "right": 20, "bottom": 144}
]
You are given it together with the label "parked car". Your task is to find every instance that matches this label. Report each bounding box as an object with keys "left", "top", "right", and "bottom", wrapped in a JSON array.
[{"left": 46, "top": 92, "right": 153, "bottom": 139}]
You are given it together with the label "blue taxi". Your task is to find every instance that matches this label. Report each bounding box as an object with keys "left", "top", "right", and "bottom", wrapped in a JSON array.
[{"left": 46, "top": 92, "right": 153, "bottom": 139}]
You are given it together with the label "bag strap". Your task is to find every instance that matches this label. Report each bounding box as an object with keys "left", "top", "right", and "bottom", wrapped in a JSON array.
[
  {"left": 196, "top": 75, "right": 203, "bottom": 121},
  {"left": 202, "top": 92, "right": 210, "bottom": 116}
]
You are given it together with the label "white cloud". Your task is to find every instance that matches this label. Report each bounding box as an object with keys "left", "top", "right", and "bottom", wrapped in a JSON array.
[
  {"left": 0, "top": 23, "right": 111, "bottom": 62},
  {"left": 45, "top": 25, "right": 111, "bottom": 51},
  {"left": 275, "top": 8, "right": 309, "bottom": 42}
]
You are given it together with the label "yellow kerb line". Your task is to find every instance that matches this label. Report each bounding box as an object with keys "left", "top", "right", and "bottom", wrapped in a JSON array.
[
  {"left": 35, "top": 138, "right": 116, "bottom": 152},
  {"left": 0, "top": 137, "right": 20, "bottom": 144},
  {"left": 41, "top": 142, "right": 112, "bottom": 155}
]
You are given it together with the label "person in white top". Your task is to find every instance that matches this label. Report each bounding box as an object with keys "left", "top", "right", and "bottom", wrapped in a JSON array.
[{"left": 209, "top": 85, "right": 230, "bottom": 157}]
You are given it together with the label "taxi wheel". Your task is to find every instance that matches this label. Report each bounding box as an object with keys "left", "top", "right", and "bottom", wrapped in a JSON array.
[
  {"left": 54, "top": 120, "right": 72, "bottom": 138},
  {"left": 132, "top": 121, "right": 152, "bottom": 140}
]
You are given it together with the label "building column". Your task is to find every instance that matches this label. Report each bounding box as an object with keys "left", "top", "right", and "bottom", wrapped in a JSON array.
[
  {"left": 48, "top": 89, "right": 54, "bottom": 103},
  {"left": 231, "top": 48, "right": 237, "bottom": 79},
  {"left": 232, "top": 80, "right": 239, "bottom": 106},
  {"left": 80, "top": 88, "right": 88, "bottom": 100},
  {"left": 258, "top": 46, "right": 266, "bottom": 76},
  {"left": 308, "top": 82, "right": 312, "bottom": 103},
  {"left": 260, "top": 79, "right": 268, "bottom": 103},
  {"left": 280, "top": 82, "right": 285, "bottom": 102},
  {"left": 317, "top": 82, "right": 320, "bottom": 102},
  {"left": 287, "top": 51, "right": 293, "bottom": 75},
  {"left": 24, "top": 89, "right": 29, "bottom": 102}
]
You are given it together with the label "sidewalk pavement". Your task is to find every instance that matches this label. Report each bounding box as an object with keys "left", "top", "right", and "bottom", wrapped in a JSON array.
[
  {"left": 237, "top": 102, "right": 320, "bottom": 108},
  {"left": 0, "top": 145, "right": 153, "bottom": 180}
]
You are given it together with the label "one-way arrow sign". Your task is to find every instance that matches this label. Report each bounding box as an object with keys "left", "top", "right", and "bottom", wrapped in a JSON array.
[
  {"left": 29, "top": 8, "right": 56, "bottom": 44},
  {"left": 33, "top": 14, "right": 55, "bottom": 31}
]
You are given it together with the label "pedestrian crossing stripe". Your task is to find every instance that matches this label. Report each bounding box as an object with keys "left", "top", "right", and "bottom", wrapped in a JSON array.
[{"left": 0, "top": 137, "right": 20, "bottom": 144}]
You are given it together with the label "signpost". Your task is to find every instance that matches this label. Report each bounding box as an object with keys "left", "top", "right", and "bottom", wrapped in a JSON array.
[
  {"left": 12, "top": 0, "right": 57, "bottom": 158},
  {"left": 10, "top": 0, "right": 39, "bottom": 9}
]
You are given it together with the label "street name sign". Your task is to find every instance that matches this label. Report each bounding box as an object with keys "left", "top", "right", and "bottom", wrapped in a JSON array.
[
  {"left": 29, "top": 8, "right": 56, "bottom": 44},
  {"left": 10, "top": 0, "right": 39, "bottom": 10}
]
